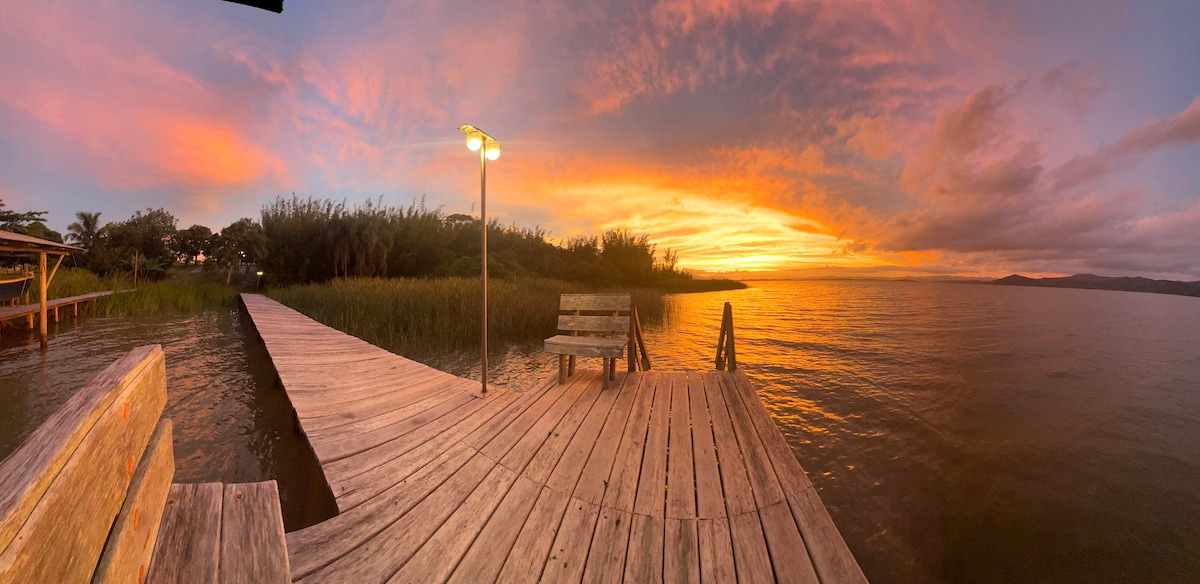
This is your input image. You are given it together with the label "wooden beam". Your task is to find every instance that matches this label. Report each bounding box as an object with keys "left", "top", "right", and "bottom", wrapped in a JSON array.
[
  {"left": 46, "top": 254, "right": 65, "bottom": 290},
  {"left": 38, "top": 252, "right": 47, "bottom": 348}
]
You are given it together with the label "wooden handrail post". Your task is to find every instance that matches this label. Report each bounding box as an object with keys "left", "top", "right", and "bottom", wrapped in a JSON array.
[
  {"left": 715, "top": 302, "right": 736, "bottom": 370},
  {"left": 634, "top": 306, "right": 650, "bottom": 370},
  {"left": 725, "top": 302, "right": 737, "bottom": 371},
  {"left": 628, "top": 304, "right": 637, "bottom": 372}
]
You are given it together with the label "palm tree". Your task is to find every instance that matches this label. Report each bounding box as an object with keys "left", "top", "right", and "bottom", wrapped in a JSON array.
[{"left": 66, "top": 211, "right": 102, "bottom": 250}]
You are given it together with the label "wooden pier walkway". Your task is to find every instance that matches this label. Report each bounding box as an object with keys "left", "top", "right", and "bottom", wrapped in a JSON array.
[
  {"left": 0, "top": 290, "right": 113, "bottom": 333},
  {"left": 242, "top": 294, "right": 866, "bottom": 583}
]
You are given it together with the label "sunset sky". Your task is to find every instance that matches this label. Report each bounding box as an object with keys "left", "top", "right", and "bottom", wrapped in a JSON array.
[{"left": 2, "top": 0, "right": 1198, "bottom": 279}]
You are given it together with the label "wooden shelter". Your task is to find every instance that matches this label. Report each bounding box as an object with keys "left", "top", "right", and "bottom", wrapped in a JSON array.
[{"left": 0, "top": 230, "right": 81, "bottom": 348}]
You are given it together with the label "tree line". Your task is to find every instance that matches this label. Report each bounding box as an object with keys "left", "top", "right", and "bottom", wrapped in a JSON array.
[{"left": 2, "top": 196, "right": 697, "bottom": 289}]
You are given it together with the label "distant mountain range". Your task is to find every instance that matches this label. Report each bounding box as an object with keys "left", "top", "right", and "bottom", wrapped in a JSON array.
[{"left": 991, "top": 274, "right": 1200, "bottom": 298}]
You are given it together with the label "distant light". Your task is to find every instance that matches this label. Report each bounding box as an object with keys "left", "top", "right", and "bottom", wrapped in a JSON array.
[
  {"left": 256, "top": 271, "right": 264, "bottom": 276},
  {"left": 485, "top": 141, "right": 501, "bottom": 160}
]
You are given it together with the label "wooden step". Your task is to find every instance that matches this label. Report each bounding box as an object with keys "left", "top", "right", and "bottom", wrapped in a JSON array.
[{"left": 147, "top": 481, "right": 290, "bottom": 584}]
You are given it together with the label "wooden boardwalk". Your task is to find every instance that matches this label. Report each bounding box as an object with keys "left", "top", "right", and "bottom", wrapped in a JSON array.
[
  {"left": 242, "top": 294, "right": 867, "bottom": 584},
  {"left": 0, "top": 290, "right": 112, "bottom": 331}
]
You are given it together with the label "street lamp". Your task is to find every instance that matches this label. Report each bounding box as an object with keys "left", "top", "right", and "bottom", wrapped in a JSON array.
[
  {"left": 256, "top": 270, "right": 264, "bottom": 291},
  {"left": 459, "top": 124, "right": 501, "bottom": 396}
]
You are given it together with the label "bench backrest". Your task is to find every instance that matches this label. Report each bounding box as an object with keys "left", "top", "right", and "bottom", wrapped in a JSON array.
[
  {"left": 557, "top": 293, "right": 631, "bottom": 337},
  {"left": 0, "top": 345, "right": 173, "bottom": 584}
]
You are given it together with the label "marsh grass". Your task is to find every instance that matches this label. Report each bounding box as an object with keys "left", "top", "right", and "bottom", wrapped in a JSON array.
[
  {"left": 266, "top": 277, "right": 670, "bottom": 357},
  {"left": 24, "top": 267, "right": 125, "bottom": 300},
  {"left": 93, "top": 281, "right": 239, "bottom": 316}
]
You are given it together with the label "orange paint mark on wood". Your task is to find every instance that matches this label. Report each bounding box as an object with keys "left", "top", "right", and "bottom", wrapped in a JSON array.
[
  {"left": 126, "top": 457, "right": 133, "bottom": 475},
  {"left": 133, "top": 508, "right": 140, "bottom": 529},
  {"left": 123, "top": 402, "right": 130, "bottom": 420}
]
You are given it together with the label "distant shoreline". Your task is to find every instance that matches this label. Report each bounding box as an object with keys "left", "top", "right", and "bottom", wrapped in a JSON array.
[{"left": 702, "top": 274, "right": 1200, "bottom": 299}]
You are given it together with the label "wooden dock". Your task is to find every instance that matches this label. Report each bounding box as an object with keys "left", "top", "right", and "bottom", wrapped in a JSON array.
[
  {"left": 242, "top": 294, "right": 866, "bottom": 583},
  {"left": 0, "top": 290, "right": 113, "bottom": 334}
]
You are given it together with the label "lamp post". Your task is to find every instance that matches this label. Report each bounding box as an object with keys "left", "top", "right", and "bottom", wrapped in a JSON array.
[
  {"left": 256, "top": 271, "right": 264, "bottom": 291},
  {"left": 459, "top": 124, "right": 501, "bottom": 396}
]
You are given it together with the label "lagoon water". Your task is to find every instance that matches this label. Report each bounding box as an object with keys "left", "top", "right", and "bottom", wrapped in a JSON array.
[{"left": 3, "top": 280, "right": 1199, "bottom": 581}]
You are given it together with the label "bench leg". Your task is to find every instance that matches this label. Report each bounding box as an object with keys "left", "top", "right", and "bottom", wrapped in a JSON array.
[
  {"left": 608, "top": 358, "right": 616, "bottom": 381},
  {"left": 558, "top": 354, "right": 567, "bottom": 384},
  {"left": 568, "top": 355, "right": 576, "bottom": 377},
  {"left": 602, "top": 358, "right": 610, "bottom": 390}
]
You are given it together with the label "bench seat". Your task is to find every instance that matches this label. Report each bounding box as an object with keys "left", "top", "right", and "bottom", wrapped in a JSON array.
[{"left": 543, "top": 335, "right": 627, "bottom": 358}]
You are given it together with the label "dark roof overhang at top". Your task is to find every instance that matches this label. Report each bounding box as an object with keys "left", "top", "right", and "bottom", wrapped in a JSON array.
[
  {"left": 0, "top": 231, "right": 82, "bottom": 255},
  {"left": 221, "top": 0, "right": 283, "bottom": 13}
]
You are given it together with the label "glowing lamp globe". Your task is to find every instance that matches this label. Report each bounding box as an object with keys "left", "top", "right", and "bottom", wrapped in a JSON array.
[
  {"left": 466, "top": 132, "right": 484, "bottom": 151},
  {"left": 485, "top": 141, "right": 501, "bottom": 160}
]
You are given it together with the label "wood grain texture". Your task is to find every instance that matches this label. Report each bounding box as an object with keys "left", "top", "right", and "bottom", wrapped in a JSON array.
[
  {"left": 544, "top": 335, "right": 628, "bottom": 358},
  {"left": 558, "top": 294, "right": 631, "bottom": 312},
  {"left": 92, "top": 419, "right": 175, "bottom": 584},
  {"left": 220, "top": 481, "right": 290, "bottom": 584},
  {"left": 0, "top": 345, "right": 161, "bottom": 555},
  {"left": 557, "top": 315, "right": 630, "bottom": 334},
  {"left": 147, "top": 483, "right": 223, "bottom": 584},
  {"left": 0, "top": 346, "right": 167, "bottom": 584}
]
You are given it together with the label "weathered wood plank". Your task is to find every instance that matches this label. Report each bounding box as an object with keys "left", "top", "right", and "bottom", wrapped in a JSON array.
[
  {"left": 519, "top": 374, "right": 605, "bottom": 486},
  {"left": 0, "top": 345, "right": 161, "bottom": 555},
  {"left": 633, "top": 372, "right": 672, "bottom": 518},
  {"left": 538, "top": 497, "right": 600, "bottom": 583},
  {"left": 557, "top": 315, "right": 630, "bottom": 334},
  {"left": 93, "top": 419, "right": 175, "bottom": 584},
  {"left": 146, "top": 483, "right": 223, "bottom": 584},
  {"left": 220, "top": 481, "right": 290, "bottom": 584},
  {"left": 0, "top": 346, "right": 167, "bottom": 583},
  {"left": 390, "top": 465, "right": 517, "bottom": 583},
  {"left": 717, "top": 373, "right": 785, "bottom": 509},
  {"left": 623, "top": 514, "right": 664, "bottom": 582},
  {"left": 787, "top": 490, "right": 869, "bottom": 584},
  {"left": 573, "top": 372, "right": 645, "bottom": 505},
  {"left": 546, "top": 372, "right": 627, "bottom": 494},
  {"left": 297, "top": 454, "right": 493, "bottom": 583},
  {"left": 581, "top": 507, "right": 631, "bottom": 584},
  {"left": 464, "top": 376, "right": 576, "bottom": 450},
  {"left": 700, "top": 373, "right": 756, "bottom": 516},
  {"left": 664, "top": 518, "right": 700, "bottom": 584},
  {"left": 602, "top": 371, "right": 658, "bottom": 513},
  {"left": 759, "top": 500, "right": 819, "bottom": 584},
  {"left": 481, "top": 371, "right": 589, "bottom": 463},
  {"left": 496, "top": 487, "right": 570, "bottom": 582},
  {"left": 286, "top": 442, "right": 476, "bottom": 579},
  {"left": 687, "top": 373, "right": 725, "bottom": 520},
  {"left": 559, "top": 294, "right": 630, "bottom": 312},
  {"left": 311, "top": 390, "right": 475, "bottom": 463},
  {"left": 446, "top": 475, "right": 541, "bottom": 584},
  {"left": 328, "top": 390, "right": 521, "bottom": 511},
  {"left": 728, "top": 510, "right": 775, "bottom": 584},
  {"left": 697, "top": 518, "right": 736, "bottom": 584},
  {"left": 544, "top": 336, "right": 628, "bottom": 358},
  {"left": 666, "top": 374, "right": 696, "bottom": 520}
]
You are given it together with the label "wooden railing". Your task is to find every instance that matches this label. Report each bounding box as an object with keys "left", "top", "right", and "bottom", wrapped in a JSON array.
[
  {"left": 0, "top": 345, "right": 171, "bottom": 583},
  {"left": 715, "top": 302, "right": 737, "bottom": 371},
  {"left": 626, "top": 304, "right": 652, "bottom": 371}
]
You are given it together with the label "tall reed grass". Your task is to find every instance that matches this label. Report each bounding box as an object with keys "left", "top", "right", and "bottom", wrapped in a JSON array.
[
  {"left": 24, "top": 267, "right": 125, "bottom": 300},
  {"left": 266, "top": 277, "right": 668, "bottom": 356},
  {"left": 93, "top": 281, "right": 239, "bottom": 316}
]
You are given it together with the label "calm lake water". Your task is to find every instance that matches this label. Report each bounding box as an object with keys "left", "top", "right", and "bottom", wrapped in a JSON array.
[
  {"left": 0, "top": 307, "right": 336, "bottom": 531},
  {"left": 3, "top": 280, "right": 1199, "bottom": 582}
]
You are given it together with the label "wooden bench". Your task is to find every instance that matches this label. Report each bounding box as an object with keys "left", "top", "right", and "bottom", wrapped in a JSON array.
[
  {"left": 0, "top": 345, "right": 289, "bottom": 583},
  {"left": 543, "top": 293, "right": 631, "bottom": 389}
]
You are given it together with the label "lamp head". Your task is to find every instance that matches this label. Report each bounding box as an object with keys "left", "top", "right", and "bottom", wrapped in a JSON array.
[
  {"left": 485, "top": 140, "right": 501, "bottom": 160},
  {"left": 459, "top": 124, "right": 485, "bottom": 151}
]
